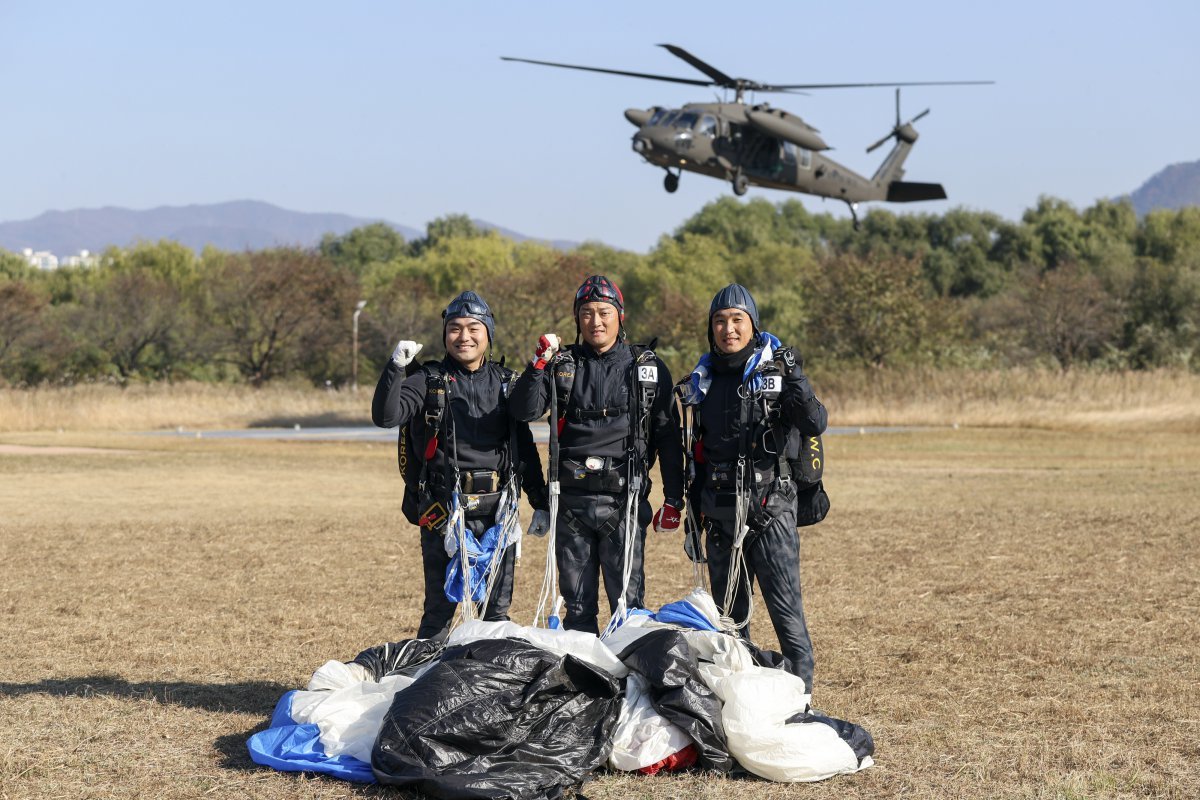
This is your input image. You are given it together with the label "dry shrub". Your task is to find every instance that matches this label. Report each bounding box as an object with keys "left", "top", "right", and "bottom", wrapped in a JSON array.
[
  {"left": 0, "top": 381, "right": 371, "bottom": 433},
  {"left": 816, "top": 367, "right": 1200, "bottom": 432},
  {"left": 4, "top": 368, "right": 1199, "bottom": 435}
]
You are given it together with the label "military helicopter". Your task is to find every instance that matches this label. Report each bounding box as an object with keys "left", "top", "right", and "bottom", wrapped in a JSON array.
[{"left": 503, "top": 45, "right": 992, "bottom": 227}]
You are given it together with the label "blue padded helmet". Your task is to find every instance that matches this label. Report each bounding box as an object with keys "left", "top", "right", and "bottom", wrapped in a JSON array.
[
  {"left": 708, "top": 284, "right": 760, "bottom": 349},
  {"left": 709, "top": 284, "right": 759, "bottom": 327},
  {"left": 442, "top": 290, "right": 495, "bottom": 343}
]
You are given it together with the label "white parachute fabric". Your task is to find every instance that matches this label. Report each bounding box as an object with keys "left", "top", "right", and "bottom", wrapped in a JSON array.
[
  {"left": 289, "top": 660, "right": 420, "bottom": 764},
  {"left": 449, "top": 619, "right": 628, "bottom": 678},
  {"left": 249, "top": 591, "right": 874, "bottom": 788},
  {"left": 699, "top": 644, "right": 871, "bottom": 782},
  {"left": 607, "top": 671, "right": 693, "bottom": 771}
]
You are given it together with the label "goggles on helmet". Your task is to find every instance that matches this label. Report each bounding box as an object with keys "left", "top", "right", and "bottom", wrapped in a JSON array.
[{"left": 443, "top": 298, "right": 490, "bottom": 319}]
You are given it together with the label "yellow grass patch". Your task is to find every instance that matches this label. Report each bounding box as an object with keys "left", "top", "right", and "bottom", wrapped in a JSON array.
[{"left": 4, "top": 368, "right": 1198, "bottom": 435}]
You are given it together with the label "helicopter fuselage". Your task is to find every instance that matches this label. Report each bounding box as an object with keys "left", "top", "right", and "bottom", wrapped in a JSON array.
[{"left": 626, "top": 101, "right": 943, "bottom": 209}]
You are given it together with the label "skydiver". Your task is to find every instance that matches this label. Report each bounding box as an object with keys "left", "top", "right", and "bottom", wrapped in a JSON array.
[
  {"left": 508, "top": 275, "right": 685, "bottom": 634},
  {"left": 677, "top": 284, "right": 829, "bottom": 694},
  {"left": 371, "top": 291, "right": 549, "bottom": 641}
]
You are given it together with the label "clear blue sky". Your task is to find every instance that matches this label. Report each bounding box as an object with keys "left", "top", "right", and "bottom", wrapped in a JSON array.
[{"left": 2, "top": 1, "right": 1197, "bottom": 251}]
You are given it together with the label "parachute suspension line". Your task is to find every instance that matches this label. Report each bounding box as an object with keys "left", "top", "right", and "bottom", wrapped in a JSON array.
[
  {"left": 475, "top": 473, "right": 521, "bottom": 622},
  {"left": 677, "top": 393, "right": 709, "bottom": 593},
  {"left": 534, "top": 360, "right": 563, "bottom": 628},
  {"left": 601, "top": 469, "right": 641, "bottom": 640},
  {"left": 601, "top": 365, "right": 653, "bottom": 640},
  {"left": 721, "top": 454, "right": 755, "bottom": 634},
  {"left": 450, "top": 492, "right": 475, "bottom": 626},
  {"left": 445, "top": 397, "right": 479, "bottom": 630},
  {"left": 689, "top": 507, "right": 709, "bottom": 591}
]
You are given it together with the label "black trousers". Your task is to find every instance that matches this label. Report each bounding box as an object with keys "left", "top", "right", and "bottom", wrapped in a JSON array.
[
  {"left": 555, "top": 488, "right": 651, "bottom": 635},
  {"left": 417, "top": 516, "right": 515, "bottom": 641},
  {"left": 705, "top": 509, "right": 815, "bottom": 693}
]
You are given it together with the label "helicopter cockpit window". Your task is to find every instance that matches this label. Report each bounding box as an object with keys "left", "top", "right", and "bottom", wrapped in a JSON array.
[
  {"left": 697, "top": 114, "right": 717, "bottom": 137},
  {"left": 659, "top": 110, "right": 679, "bottom": 127},
  {"left": 673, "top": 112, "right": 698, "bottom": 130},
  {"left": 648, "top": 108, "right": 668, "bottom": 126},
  {"left": 784, "top": 141, "right": 813, "bottom": 169}
]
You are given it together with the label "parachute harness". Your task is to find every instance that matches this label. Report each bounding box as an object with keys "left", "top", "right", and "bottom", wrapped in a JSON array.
[
  {"left": 443, "top": 376, "right": 523, "bottom": 632},
  {"left": 600, "top": 345, "right": 657, "bottom": 639}
]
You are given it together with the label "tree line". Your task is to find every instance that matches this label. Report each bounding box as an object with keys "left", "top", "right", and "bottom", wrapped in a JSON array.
[{"left": 1, "top": 196, "right": 1197, "bottom": 388}]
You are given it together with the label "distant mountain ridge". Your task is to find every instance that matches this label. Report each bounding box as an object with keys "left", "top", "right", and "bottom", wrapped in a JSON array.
[
  {"left": 1127, "top": 160, "right": 1200, "bottom": 215},
  {"left": 0, "top": 200, "right": 578, "bottom": 255}
]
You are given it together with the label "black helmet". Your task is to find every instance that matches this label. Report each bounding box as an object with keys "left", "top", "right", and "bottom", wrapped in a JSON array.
[
  {"left": 708, "top": 284, "right": 760, "bottom": 348},
  {"left": 442, "top": 290, "right": 495, "bottom": 343},
  {"left": 573, "top": 275, "right": 625, "bottom": 323}
]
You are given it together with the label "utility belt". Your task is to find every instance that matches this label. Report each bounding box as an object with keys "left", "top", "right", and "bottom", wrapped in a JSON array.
[
  {"left": 417, "top": 468, "right": 504, "bottom": 530},
  {"left": 427, "top": 468, "right": 502, "bottom": 495},
  {"left": 706, "top": 460, "right": 777, "bottom": 492},
  {"left": 558, "top": 455, "right": 629, "bottom": 493},
  {"left": 565, "top": 406, "right": 627, "bottom": 422},
  {"left": 416, "top": 488, "right": 504, "bottom": 529}
]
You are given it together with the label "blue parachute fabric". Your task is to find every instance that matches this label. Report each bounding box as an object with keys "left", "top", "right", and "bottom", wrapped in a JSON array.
[
  {"left": 245, "top": 690, "right": 375, "bottom": 783},
  {"left": 444, "top": 519, "right": 502, "bottom": 603},
  {"left": 655, "top": 600, "right": 720, "bottom": 632}
]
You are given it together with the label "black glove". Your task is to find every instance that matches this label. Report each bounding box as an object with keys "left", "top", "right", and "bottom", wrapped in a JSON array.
[{"left": 775, "top": 345, "right": 804, "bottom": 376}]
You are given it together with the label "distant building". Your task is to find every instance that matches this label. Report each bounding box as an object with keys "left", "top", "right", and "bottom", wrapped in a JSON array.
[
  {"left": 61, "top": 249, "right": 98, "bottom": 268},
  {"left": 22, "top": 248, "right": 58, "bottom": 270},
  {"left": 20, "top": 248, "right": 97, "bottom": 269}
]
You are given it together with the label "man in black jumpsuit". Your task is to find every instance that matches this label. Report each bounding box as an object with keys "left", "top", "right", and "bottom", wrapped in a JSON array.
[
  {"left": 684, "top": 284, "right": 827, "bottom": 693},
  {"left": 508, "top": 275, "right": 685, "bottom": 634},
  {"left": 372, "top": 291, "right": 548, "bottom": 641}
]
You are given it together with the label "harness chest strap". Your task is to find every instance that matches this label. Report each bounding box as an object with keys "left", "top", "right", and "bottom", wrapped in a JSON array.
[{"left": 550, "top": 345, "right": 659, "bottom": 466}]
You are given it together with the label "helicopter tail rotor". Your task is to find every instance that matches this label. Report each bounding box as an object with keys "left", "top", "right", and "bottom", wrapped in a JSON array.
[{"left": 866, "top": 88, "right": 930, "bottom": 153}]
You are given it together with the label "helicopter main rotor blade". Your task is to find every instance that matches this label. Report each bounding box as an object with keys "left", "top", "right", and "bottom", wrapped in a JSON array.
[
  {"left": 500, "top": 56, "right": 714, "bottom": 88},
  {"left": 656, "top": 44, "right": 738, "bottom": 87},
  {"left": 771, "top": 80, "right": 995, "bottom": 90}
]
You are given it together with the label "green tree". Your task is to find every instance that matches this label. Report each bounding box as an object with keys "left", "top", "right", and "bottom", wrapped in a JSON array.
[
  {"left": 812, "top": 252, "right": 946, "bottom": 368},
  {"left": 206, "top": 248, "right": 356, "bottom": 385},
  {"left": 319, "top": 223, "right": 408, "bottom": 277}
]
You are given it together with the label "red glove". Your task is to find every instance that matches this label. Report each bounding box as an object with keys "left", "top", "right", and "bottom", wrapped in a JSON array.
[
  {"left": 532, "top": 333, "right": 561, "bottom": 370},
  {"left": 653, "top": 501, "right": 682, "bottom": 533}
]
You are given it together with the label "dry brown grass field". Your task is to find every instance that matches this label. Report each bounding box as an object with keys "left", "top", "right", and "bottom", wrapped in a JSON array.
[{"left": 2, "top": 380, "right": 1198, "bottom": 799}]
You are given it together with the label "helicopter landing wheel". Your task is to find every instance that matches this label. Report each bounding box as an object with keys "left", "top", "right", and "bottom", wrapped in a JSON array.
[
  {"left": 732, "top": 171, "right": 749, "bottom": 196},
  {"left": 663, "top": 172, "right": 679, "bottom": 193}
]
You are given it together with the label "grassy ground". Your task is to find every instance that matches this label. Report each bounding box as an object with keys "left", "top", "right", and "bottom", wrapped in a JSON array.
[{"left": 1, "top": 425, "right": 1198, "bottom": 798}]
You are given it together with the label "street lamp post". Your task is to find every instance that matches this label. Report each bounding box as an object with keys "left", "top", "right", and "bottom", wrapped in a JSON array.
[{"left": 352, "top": 300, "right": 367, "bottom": 392}]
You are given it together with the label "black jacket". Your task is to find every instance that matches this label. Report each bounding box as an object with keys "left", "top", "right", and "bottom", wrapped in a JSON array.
[
  {"left": 509, "top": 341, "right": 685, "bottom": 502},
  {"left": 372, "top": 356, "right": 547, "bottom": 509},
  {"left": 697, "top": 341, "right": 828, "bottom": 469}
]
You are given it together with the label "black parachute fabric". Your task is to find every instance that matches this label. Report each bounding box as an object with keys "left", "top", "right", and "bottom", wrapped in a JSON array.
[
  {"left": 371, "top": 638, "right": 622, "bottom": 800},
  {"left": 785, "top": 709, "right": 876, "bottom": 766},
  {"left": 616, "top": 628, "right": 734, "bottom": 772},
  {"left": 352, "top": 638, "right": 443, "bottom": 679}
]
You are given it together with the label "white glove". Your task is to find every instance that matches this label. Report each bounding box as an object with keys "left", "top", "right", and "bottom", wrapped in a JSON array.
[
  {"left": 528, "top": 509, "right": 551, "bottom": 537},
  {"left": 391, "top": 339, "right": 422, "bottom": 367},
  {"left": 443, "top": 530, "right": 458, "bottom": 558},
  {"left": 532, "top": 334, "right": 560, "bottom": 370}
]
